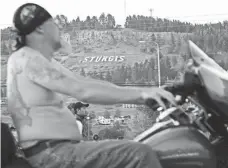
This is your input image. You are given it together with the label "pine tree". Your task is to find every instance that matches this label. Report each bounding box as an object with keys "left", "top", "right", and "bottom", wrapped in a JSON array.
[
  {"left": 99, "top": 72, "right": 104, "bottom": 80},
  {"left": 156, "top": 34, "right": 165, "bottom": 46},
  {"left": 105, "top": 71, "right": 112, "bottom": 82},
  {"left": 1, "top": 42, "right": 9, "bottom": 55},
  {"left": 147, "top": 67, "right": 153, "bottom": 83},
  {"left": 131, "top": 67, "right": 137, "bottom": 83},
  {"left": 80, "top": 68, "right": 86, "bottom": 76},
  {"left": 174, "top": 36, "right": 181, "bottom": 53},
  {"left": 151, "top": 33, "right": 156, "bottom": 41},
  {"left": 169, "top": 33, "right": 175, "bottom": 53},
  {"left": 92, "top": 71, "right": 98, "bottom": 79}
]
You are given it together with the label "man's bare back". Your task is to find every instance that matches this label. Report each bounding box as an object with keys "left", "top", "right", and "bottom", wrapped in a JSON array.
[{"left": 7, "top": 47, "right": 81, "bottom": 148}]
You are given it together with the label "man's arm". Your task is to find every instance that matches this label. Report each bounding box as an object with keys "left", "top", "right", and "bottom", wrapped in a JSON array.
[{"left": 25, "top": 55, "right": 146, "bottom": 105}]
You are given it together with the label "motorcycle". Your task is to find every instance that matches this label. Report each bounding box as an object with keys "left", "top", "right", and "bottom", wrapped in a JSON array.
[{"left": 134, "top": 40, "right": 228, "bottom": 168}]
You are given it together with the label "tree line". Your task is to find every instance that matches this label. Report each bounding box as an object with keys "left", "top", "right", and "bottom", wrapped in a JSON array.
[
  {"left": 1, "top": 12, "right": 117, "bottom": 41},
  {"left": 125, "top": 15, "right": 194, "bottom": 32},
  {"left": 65, "top": 13, "right": 118, "bottom": 31},
  {"left": 124, "top": 15, "right": 228, "bottom": 34}
]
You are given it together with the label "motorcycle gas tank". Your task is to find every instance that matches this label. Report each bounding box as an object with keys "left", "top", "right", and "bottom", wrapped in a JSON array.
[{"left": 142, "top": 126, "right": 216, "bottom": 168}]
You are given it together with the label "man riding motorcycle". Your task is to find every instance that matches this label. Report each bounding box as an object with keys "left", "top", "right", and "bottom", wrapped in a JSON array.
[{"left": 7, "top": 3, "right": 176, "bottom": 168}]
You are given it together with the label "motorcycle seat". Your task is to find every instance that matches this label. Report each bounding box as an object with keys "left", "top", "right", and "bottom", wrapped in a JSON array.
[
  {"left": 4, "top": 156, "right": 33, "bottom": 168},
  {"left": 1, "top": 122, "right": 33, "bottom": 168}
]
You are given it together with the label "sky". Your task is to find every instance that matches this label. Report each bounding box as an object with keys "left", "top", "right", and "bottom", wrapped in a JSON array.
[{"left": 0, "top": 0, "right": 228, "bottom": 29}]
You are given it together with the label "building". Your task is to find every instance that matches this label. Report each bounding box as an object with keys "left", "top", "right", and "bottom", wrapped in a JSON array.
[{"left": 97, "top": 116, "right": 111, "bottom": 125}]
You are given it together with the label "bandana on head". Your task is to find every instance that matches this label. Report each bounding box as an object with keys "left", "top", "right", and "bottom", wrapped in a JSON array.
[{"left": 12, "top": 3, "right": 52, "bottom": 35}]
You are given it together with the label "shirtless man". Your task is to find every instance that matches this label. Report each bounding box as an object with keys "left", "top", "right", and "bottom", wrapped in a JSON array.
[{"left": 7, "top": 3, "right": 176, "bottom": 168}]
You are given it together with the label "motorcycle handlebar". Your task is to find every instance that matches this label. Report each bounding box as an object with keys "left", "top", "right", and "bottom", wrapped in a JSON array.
[
  {"left": 146, "top": 71, "right": 202, "bottom": 110},
  {"left": 146, "top": 82, "right": 188, "bottom": 110}
]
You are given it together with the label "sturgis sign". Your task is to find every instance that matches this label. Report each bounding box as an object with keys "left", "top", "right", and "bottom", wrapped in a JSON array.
[{"left": 82, "top": 55, "right": 125, "bottom": 63}]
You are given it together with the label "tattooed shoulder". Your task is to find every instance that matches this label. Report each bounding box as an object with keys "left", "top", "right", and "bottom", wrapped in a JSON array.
[
  {"left": 8, "top": 49, "right": 28, "bottom": 75},
  {"left": 24, "top": 52, "right": 67, "bottom": 86}
]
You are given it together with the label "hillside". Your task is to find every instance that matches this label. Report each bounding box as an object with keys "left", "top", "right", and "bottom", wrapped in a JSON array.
[{"left": 65, "top": 30, "right": 189, "bottom": 71}]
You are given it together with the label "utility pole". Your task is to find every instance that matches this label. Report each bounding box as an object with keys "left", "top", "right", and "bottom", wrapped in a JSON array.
[
  {"left": 124, "top": 0, "right": 127, "bottom": 19},
  {"left": 87, "top": 114, "right": 90, "bottom": 140},
  {"left": 139, "top": 40, "right": 161, "bottom": 87},
  {"left": 157, "top": 45, "right": 161, "bottom": 88},
  {"left": 149, "top": 8, "right": 153, "bottom": 17}
]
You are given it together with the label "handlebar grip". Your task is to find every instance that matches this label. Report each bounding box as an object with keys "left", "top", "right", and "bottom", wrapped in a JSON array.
[
  {"left": 146, "top": 82, "right": 185, "bottom": 110},
  {"left": 145, "top": 98, "right": 160, "bottom": 111},
  {"left": 146, "top": 72, "right": 201, "bottom": 110},
  {"left": 163, "top": 82, "right": 185, "bottom": 95},
  {"left": 145, "top": 97, "right": 170, "bottom": 111}
]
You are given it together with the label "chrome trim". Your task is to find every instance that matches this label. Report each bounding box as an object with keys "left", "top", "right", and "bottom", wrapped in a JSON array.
[
  {"left": 134, "top": 119, "right": 173, "bottom": 142},
  {"left": 156, "top": 107, "right": 177, "bottom": 122}
]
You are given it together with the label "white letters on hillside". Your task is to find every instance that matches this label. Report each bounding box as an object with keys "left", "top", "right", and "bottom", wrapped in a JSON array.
[
  {"left": 82, "top": 56, "right": 125, "bottom": 63},
  {"left": 122, "top": 104, "right": 138, "bottom": 108}
]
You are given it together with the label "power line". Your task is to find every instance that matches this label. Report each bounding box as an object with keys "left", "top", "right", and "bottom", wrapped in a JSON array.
[{"left": 164, "top": 13, "right": 228, "bottom": 19}]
